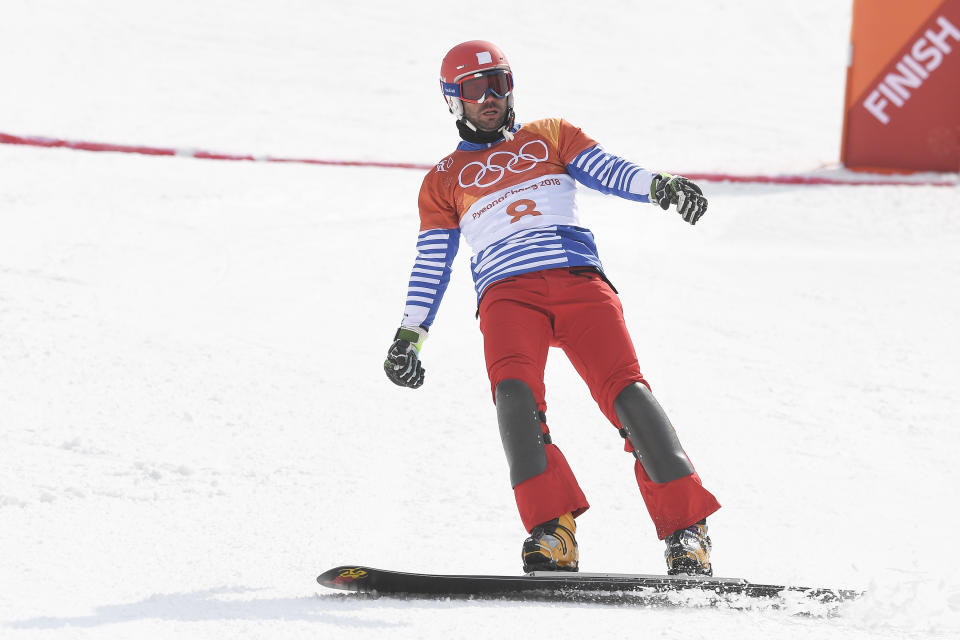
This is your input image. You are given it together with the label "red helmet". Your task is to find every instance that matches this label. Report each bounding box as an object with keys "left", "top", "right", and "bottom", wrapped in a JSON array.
[{"left": 439, "top": 40, "right": 514, "bottom": 119}]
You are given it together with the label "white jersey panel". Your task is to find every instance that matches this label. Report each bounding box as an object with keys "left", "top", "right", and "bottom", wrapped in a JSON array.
[{"left": 458, "top": 173, "right": 581, "bottom": 256}]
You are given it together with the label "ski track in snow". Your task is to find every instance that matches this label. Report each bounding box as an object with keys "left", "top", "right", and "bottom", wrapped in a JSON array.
[{"left": 1, "top": 1, "right": 959, "bottom": 639}]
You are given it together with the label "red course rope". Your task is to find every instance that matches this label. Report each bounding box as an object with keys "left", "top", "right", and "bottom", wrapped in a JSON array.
[{"left": 2, "top": 132, "right": 955, "bottom": 187}]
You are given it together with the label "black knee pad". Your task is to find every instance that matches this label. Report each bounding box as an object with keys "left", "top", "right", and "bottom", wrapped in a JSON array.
[
  {"left": 495, "top": 379, "right": 548, "bottom": 487},
  {"left": 614, "top": 383, "right": 695, "bottom": 483}
]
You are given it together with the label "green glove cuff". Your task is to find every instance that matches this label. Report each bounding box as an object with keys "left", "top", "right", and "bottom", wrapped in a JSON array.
[
  {"left": 395, "top": 326, "right": 428, "bottom": 352},
  {"left": 650, "top": 172, "right": 672, "bottom": 204}
]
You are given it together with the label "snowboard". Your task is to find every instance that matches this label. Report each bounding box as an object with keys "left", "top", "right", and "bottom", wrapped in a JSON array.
[{"left": 317, "top": 565, "right": 862, "bottom": 607}]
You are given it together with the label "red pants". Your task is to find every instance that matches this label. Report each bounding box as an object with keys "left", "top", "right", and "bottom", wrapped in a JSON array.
[{"left": 478, "top": 268, "right": 720, "bottom": 539}]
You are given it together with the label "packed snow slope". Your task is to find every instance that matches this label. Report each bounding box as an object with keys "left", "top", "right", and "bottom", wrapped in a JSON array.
[{"left": 1, "top": 1, "right": 958, "bottom": 639}]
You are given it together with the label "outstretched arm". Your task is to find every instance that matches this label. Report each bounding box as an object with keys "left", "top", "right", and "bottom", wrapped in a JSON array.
[
  {"left": 566, "top": 145, "right": 657, "bottom": 202},
  {"left": 567, "top": 145, "right": 708, "bottom": 224}
]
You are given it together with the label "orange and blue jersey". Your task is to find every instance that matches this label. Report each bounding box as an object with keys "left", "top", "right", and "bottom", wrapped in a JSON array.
[{"left": 402, "top": 118, "right": 657, "bottom": 329}]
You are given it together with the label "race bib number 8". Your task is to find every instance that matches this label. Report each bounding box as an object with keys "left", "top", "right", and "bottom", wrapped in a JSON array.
[{"left": 506, "top": 199, "right": 542, "bottom": 223}]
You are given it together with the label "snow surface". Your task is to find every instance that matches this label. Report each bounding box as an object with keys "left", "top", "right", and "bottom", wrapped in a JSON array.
[{"left": 1, "top": 1, "right": 959, "bottom": 638}]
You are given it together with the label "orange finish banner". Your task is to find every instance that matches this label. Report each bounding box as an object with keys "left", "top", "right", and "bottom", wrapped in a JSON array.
[{"left": 841, "top": 0, "right": 960, "bottom": 172}]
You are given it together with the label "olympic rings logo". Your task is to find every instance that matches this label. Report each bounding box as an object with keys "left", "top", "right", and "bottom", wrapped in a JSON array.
[{"left": 458, "top": 140, "right": 550, "bottom": 189}]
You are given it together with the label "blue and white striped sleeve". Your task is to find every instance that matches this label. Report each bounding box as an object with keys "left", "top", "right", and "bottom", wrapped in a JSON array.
[
  {"left": 401, "top": 228, "right": 461, "bottom": 330},
  {"left": 566, "top": 145, "right": 657, "bottom": 203}
]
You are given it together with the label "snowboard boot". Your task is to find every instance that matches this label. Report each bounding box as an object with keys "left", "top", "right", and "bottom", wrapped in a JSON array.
[
  {"left": 664, "top": 520, "right": 712, "bottom": 576},
  {"left": 522, "top": 512, "right": 579, "bottom": 573}
]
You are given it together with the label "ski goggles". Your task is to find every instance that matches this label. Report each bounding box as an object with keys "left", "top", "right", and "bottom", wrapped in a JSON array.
[{"left": 441, "top": 69, "right": 513, "bottom": 103}]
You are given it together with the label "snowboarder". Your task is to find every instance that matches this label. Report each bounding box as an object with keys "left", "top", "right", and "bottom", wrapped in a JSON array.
[{"left": 384, "top": 40, "right": 721, "bottom": 576}]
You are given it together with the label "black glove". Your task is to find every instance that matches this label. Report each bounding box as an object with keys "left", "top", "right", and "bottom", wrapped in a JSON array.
[
  {"left": 384, "top": 327, "right": 426, "bottom": 389},
  {"left": 650, "top": 173, "right": 708, "bottom": 224}
]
